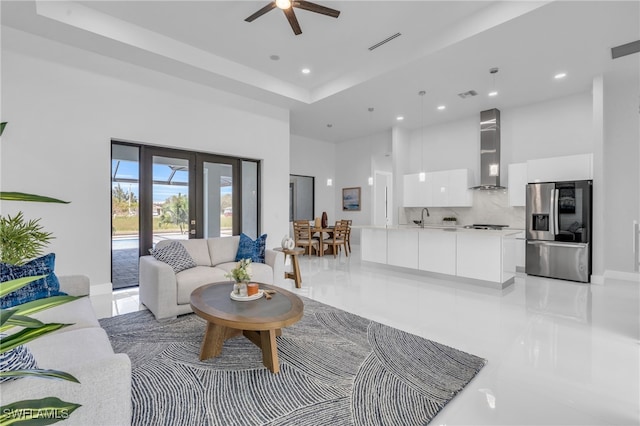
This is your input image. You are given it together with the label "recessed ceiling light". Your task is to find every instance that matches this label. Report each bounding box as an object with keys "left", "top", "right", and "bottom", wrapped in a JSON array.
[
  {"left": 396, "top": 116, "right": 404, "bottom": 121},
  {"left": 488, "top": 91, "right": 498, "bottom": 97},
  {"left": 270, "top": 55, "right": 280, "bottom": 61},
  {"left": 437, "top": 105, "right": 446, "bottom": 110},
  {"left": 326, "top": 124, "right": 333, "bottom": 128},
  {"left": 554, "top": 72, "right": 567, "bottom": 79},
  {"left": 301, "top": 68, "right": 311, "bottom": 74}
]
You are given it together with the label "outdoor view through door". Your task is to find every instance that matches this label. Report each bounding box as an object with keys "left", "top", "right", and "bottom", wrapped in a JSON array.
[{"left": 111, "top": 142, "right": 259, "bottom": 290}]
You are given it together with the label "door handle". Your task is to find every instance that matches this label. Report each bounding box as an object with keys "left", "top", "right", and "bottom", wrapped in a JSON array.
[{"left": 527, "top": 241, "right": 587, "bottom": 249}]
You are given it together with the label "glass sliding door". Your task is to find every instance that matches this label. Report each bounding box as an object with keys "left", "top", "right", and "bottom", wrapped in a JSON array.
[
  {"left": 113, "top": 142, "right": 261, "bottom": 285},
  {"left": 111, "top": 143, "right": 140, "bottom": 290},
  {"left": 242, "top": 160, "right": 259, "bottom": 239},
  {"left": 200, "top": 159, "right": 234, "bottom": 238}
]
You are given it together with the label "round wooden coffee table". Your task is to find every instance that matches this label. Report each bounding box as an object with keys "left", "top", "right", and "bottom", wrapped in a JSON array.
[{"left": 190, "top": 282, "right": 303, "bottom": 374}]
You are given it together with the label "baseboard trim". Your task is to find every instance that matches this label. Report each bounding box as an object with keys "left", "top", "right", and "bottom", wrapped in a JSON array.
[{"left": 604, "top": 270, "right": 640, "bottom": 283}]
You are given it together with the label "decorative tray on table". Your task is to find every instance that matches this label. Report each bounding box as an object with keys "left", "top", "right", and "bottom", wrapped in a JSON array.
[{"left": 230, "top": 290, "right": 264, "bottom": 301}]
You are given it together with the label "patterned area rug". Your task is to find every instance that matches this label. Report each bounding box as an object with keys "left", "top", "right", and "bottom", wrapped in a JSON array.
[{"left": 99, "top": 298, "right": 486, "bottom": 425}]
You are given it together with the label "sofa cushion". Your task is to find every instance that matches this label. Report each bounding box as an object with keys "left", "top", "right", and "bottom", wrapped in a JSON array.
[
  {"left": 150, "top": 241, "right": 197, "bottom": 273},
  {"left": 29, "top": 297, "right": 100, "bottom": 333},
  {"left": 175, "top": 266, "right": 228, "bottom": 305},
  {"left": 26, "top": 327, "right": 115, "bottom": 369},
  {"left": 208, "top": 236, "right": 240, "bottom": 267},
  {"left": 217, "top": 262, "right": 274, "bottom": 285},
  {"left": 0, "top": 253, "right": 65, "bottom": 309},
  {"left": 235, "top": 233, "right": 267, "bottom": 263},
  {"left": 0, "top": 344, "right": 38, "bottom": 383}
]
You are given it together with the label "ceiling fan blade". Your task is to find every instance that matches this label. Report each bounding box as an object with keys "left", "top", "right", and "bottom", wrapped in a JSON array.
[
  {"left": 245, "top": 2, "right": 277, "bottom": 22},
  {"left": 283, "top": 8, "right": 302, "bottom": 35},
  {"left": 293, "top": 1, "right": 340, "bottom": 18}
]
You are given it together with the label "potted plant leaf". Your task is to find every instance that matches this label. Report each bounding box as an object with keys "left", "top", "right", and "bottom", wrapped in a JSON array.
[{"left": 0, "top": 121, "right": 80, "bottom": 424}]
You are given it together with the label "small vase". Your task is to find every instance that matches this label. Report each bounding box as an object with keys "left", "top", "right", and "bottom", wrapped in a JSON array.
[{"left": 233, "top": 281, "right": 248, "bottom": 297}]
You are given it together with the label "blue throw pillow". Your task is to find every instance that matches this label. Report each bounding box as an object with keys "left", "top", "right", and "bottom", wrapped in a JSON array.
[
  {"left": 235, "top": 233, "right": 267, "bottom": 263},
  {"left": 0, "top": 253, "right": 65, "bottom": 309}
]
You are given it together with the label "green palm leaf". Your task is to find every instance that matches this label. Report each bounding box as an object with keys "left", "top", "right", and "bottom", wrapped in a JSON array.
[
  {"left": 0, "top": 296, "right": 78, "bottom": 332},
  {"left": 0, "top": 122, "right": 6, "bottom": 137},
  {"left": 0, "top": 323, "right": 69, "bottom": 354},
  {"left": 0, "top": 276, "right": 46, "bottom": 297},
  {"left": 1, "top": 314, "right": 45, "bottom": 329},
  {"left": 0, "top": 369, "right": 79, "bottom": 383},
  {"left": 0, "top": 397, "right": 81, "bottom": 425},
  {"left": 0, "top": 192, "right": 69, "bottom": 204}
]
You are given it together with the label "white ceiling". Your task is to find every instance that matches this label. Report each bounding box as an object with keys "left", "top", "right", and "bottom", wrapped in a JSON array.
[{"left": 2, "top": 1, "right": 639, "bottom": 142}]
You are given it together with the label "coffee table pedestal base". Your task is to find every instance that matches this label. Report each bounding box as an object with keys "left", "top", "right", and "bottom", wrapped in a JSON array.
[{"left": 199, "top": 322, "right": 283, "bottom": 373}]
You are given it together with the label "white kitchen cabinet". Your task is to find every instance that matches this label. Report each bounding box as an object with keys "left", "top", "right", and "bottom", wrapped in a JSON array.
[
  {"left": 456, "top": 232, "right": 503, "bottom": 282},
  {"left": 403, "top": 174, "right": 421, "bottom": 207},
  {"left": 514, "top": 231, "right": 526, "bottom": 272},
  {"left": 418, "top": 229, "right": 456, "bottom": 275},
  {"left": 447, "top": 169, "right": 473, "bottom": 207},
  {"left": 387, "top": 229, "right": 419, "bottom": 269},
  {"left": 508, "top": 163, "right": 528, "bottom": 207},
  {"left": 527, "top": 153, "right": 593, "bottom": 183},
  {"left": 404, "top": 169, "right": 472, "bottom": 208},
  {"left": 430, "top": 171, "right": 449, "bottom": 207},
  {"left": 403, "top": 173, "right": 433, "bottom": 207},
  {"left": 361, "top": 228, "right": 387, "bottom": 264}
]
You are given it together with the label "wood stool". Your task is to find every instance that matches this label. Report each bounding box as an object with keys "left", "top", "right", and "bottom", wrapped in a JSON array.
[{"left": 274, "top": 247, "right": 304, "bottom": 288}]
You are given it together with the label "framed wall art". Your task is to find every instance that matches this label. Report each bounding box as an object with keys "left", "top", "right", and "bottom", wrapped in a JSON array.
[{"left": 342, "top": 187, "right": 361, "bottom": 211}]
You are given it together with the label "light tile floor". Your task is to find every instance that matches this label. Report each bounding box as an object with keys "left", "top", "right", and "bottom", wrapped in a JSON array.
[{"left": 112, "top": 245, "right": 640, "bottom": 425}]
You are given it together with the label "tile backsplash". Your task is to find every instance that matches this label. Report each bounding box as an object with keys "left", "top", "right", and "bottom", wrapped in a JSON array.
[{"left": 401, "top": 190, "right": 525, "bottom": 229}]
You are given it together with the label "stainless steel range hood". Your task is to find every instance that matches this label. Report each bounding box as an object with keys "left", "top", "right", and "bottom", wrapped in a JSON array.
[{"left": 471, "top": 108, "right": 506, "bottom": 190}]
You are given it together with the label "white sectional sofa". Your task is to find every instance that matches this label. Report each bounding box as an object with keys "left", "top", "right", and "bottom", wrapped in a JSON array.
[
  {"left": 139, "top": 236, "right": 285, "bottom": 321},
  {"left": 0, "top": 275, "right": 132, "bottom": 426}
]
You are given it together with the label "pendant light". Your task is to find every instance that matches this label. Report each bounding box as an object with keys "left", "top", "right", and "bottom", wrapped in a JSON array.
[
  {"left": 488, "top": 67, "right": 499, "bottom": 97},
  {"left": 418, "top": 90, "right": 426, "bottom": 182},
  {"left": 368, "top": 107, "right": 374, "bottom": 186}
]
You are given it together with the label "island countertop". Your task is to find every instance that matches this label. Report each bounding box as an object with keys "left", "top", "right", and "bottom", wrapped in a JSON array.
[
  {"left": 359, "top": 225, "right": 518, "bottom": 288},
  {"left": 354, "top": 224, "right": 522, "bottom": 236}
]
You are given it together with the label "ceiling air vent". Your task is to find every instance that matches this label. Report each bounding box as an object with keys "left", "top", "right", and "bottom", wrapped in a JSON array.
[
  {"left": 369, "top": 33, "right": 401, "bottom": 51},
  {"left": 458, "top": 90, "right": 478, "bottom": 99}
]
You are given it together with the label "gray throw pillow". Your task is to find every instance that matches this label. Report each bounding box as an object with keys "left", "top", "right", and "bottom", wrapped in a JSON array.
[{"left": 149, "top": 241, "right": 197, "bottom": 273}]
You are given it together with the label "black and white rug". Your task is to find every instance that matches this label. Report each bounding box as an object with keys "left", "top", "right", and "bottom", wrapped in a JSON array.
[{"left": 99, "top": 297, "right": 486, "bottom": 425}]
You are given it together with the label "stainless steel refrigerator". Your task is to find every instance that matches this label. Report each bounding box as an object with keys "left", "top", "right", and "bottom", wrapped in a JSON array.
[{"left": 526, "top": 180, "right": 592, "bottom": 283}]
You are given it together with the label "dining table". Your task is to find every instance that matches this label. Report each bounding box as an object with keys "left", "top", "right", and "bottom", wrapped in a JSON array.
[{"left": 310, "top": 226, "right": 334, "bottom": 256}]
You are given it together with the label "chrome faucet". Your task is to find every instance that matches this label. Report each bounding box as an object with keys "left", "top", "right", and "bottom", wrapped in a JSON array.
[{"left": 420, "top": 208, "right": 430, "bottom": 228}]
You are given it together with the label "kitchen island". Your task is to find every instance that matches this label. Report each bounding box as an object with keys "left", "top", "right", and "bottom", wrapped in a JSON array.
[{"left": 359, "top": 225, "right": 520, "bottom": 289}]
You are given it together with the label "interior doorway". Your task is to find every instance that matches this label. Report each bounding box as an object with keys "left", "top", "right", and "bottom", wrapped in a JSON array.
[{"left": 111, "top": 142, "right": 260, "bottom": 289}]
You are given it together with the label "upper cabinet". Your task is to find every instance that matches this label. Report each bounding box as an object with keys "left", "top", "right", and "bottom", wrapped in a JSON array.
[
  {"left": 508, "top": 163, "right": 527, "bottom": 207},
  {"left": 527, "top": 153, "right": 593, "bottom": 183},
  {"left": 403, "top": 169, "right": 473, "bottom": 207}
]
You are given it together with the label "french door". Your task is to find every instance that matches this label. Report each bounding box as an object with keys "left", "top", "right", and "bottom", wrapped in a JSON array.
[{"left": 111, "top": 142, "right": 259, "bottom": 288}]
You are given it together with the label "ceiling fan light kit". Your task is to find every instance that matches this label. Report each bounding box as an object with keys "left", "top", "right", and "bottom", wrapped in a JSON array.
[{"left": 245, "top": 1, "right": 341, "bottom": 35}]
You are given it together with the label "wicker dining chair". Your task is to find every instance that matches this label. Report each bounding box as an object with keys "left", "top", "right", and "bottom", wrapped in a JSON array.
[
  {"left": 293, "top": 220, "right": 320, "bottom": 256},
  {"left": 325, "top": 221, "right": 349, "bottom": 258}
]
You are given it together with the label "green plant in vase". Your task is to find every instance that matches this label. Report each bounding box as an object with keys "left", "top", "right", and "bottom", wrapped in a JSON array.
[{"left": 0, "top": 121, "right": 79, "bottom": 424}]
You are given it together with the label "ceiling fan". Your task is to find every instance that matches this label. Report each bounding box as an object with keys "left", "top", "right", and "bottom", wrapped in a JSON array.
[{"left": 245, "top": 0, "right": 341, "bottom": 35}]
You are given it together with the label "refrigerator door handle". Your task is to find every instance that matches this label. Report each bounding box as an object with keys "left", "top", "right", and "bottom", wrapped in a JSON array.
[
  {"left": 549, "top": 188, "right": 556, "bottom": 235},
  {"left": 553, "top": 188, "right": 560, "bottom": 235},
  {"left": 527, "top": 241, "right": 587, "bottom": 249}
]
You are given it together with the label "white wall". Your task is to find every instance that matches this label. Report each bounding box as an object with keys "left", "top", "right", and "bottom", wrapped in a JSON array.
[
  {"left": 1, "top": 32, "right": 290, "bottom": 288},
  {"left": 333, "top": 131, "right": 392, "bottom": 242},
  {"left": 289, "top": 134, "right": 336, "bottom": 222}
]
